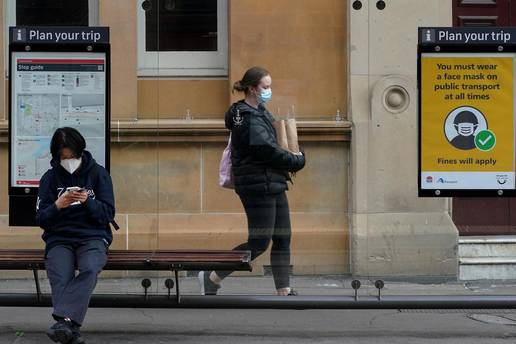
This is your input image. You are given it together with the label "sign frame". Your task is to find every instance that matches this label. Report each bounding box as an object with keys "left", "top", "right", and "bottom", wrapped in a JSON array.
[
  {"left": 8, "top": 27, "right": 110, "bottom": 225},
  {"left": 418, "top": 27, "right": 516, "bottom": 197}
]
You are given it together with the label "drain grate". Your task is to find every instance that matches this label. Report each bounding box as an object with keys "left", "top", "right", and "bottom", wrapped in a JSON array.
[
  {"left": 399, "top": 309, "right": 516, "bottom": 314},
  {"left": 468, "top": 314, "right": 516, "bottom": 326},
  {"left": 400, "top": 309, "right": 516, "bottom": 326}
]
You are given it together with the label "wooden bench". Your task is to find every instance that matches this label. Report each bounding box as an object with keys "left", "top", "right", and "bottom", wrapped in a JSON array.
[{"left": 0, "top": 249, "right": 252, "bottom": 303}]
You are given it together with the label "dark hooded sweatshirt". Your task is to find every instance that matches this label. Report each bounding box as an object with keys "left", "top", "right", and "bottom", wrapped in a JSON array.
[
  {"left": 36, "top": 150, "right": 115, "bottom": 255},
  {"left": 225, "top": 100, "right": 305, "bottom": 195}
]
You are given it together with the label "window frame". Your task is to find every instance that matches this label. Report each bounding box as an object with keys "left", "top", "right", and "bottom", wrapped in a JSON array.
[{"left": 136, "top": 0, "right": 228, "bottom": 77}]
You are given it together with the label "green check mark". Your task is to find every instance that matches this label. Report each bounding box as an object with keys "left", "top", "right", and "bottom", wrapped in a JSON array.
[{"left": 475, "top": 130, "right": 496, "bottom": 151}]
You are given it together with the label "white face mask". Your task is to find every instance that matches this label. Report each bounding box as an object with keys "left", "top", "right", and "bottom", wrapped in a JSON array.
[
  {"left": 456, "top": 123, "right": 477, "bottom": 137},
  {"left": 61, "top": 158, "right": 82, "bottom": 174}
]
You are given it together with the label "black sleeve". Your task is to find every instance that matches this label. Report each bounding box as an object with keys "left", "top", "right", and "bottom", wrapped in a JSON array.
[
  {"left": 249, "top": 116, "right": 305, "bottom": 172},
  {"left": 36, "top": 172, "right": 62, "bottom": 230},
  {"left": 84, "top": 167, "right": 116, "bottom": 226}
]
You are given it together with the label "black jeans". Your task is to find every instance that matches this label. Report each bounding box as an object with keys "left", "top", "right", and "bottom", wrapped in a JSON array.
[
  {"left": 45, "top": 239, "right": 107, "bottom": 325},
  {"left": 216, "top": 192, "right": 292, "bottom": 289}
]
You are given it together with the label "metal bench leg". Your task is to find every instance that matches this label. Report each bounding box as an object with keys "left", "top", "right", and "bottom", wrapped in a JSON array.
[
  {"left": 32, "top": 269, "right": 41, "bottom": 303},
  {"left": 164, "top": 279, "right": 175, "bottom": 299},
  {"left": 141, "top": 279, "right": 151, "bottom": 300},
  {"left": 174, "top": 270, "right": 180, "bottom": 304}
]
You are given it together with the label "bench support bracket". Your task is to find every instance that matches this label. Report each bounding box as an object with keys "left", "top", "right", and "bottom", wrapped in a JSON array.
[
  {"left": 32, "top": 269, "right": 41, "bottom": 303},
  {"left": 174, "top": 270, "right": 180, "bottom": 304}
]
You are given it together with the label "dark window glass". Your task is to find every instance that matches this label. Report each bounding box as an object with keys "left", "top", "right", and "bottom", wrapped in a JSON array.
[
  {"left": 145, "top": 0, "right": 218, "bottom": 52},
  {"left": 17, "top": 0, "right": 89, "bottom": 26}
]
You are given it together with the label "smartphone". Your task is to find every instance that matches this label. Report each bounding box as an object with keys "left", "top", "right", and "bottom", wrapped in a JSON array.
[{"left": 66, "top": 186, "right": 85, "bottom": 192}]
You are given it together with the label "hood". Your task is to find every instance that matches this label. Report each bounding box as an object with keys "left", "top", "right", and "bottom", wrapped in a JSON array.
[
  {"left": 225, "top": 100, "right": 263, "bottom": 130},
  {"left": 50, "top": 150, "right": 96, "bottom": 178}
]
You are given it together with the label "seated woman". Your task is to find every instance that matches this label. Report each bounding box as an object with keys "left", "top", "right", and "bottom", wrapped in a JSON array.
[{"left": 36, "top": 127, "right": 115, "bottom": 344}]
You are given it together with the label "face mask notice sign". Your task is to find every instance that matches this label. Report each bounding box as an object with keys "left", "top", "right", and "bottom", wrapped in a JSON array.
[{"left": 419, "top": 28, "right": 516, "bottom": 197}]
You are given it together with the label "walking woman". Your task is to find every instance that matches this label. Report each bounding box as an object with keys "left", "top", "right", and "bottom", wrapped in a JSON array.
[{"left": 199, "top": 67, "right": 305, "bottom": 296}]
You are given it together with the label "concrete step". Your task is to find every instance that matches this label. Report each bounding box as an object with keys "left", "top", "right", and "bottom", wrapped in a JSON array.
[
  {"left": 458, "top": 236, "right": 516, "bottom": 258},
  {"left": 459, "top": 257, "right": 516, "bottom": 280}
]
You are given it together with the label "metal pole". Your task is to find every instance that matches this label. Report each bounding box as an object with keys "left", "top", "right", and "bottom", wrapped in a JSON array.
[
  {"left": 174, "top": 270, "right": 180, "bottom": 304},
  {"left": 1, "top": 293, "right": 516, "bottom": 309}
]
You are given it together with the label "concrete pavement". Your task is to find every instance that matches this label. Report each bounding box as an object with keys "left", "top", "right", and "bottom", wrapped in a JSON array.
[{"left": 1, "top": 307, "right": 516, "bottom": 343}]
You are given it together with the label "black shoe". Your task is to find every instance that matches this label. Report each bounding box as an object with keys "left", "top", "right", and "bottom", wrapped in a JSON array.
[
  {"left": 71, "top": 324, "right": 85, "bottom": 344},
  {"left": 46, "top": 319, "right": 73, "bottom": 343},
  {"left": 198, "top": 271, "right": 220, "bottom": 295}
]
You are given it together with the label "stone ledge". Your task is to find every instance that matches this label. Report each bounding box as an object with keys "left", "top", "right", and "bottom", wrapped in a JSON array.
[
  {"left": 0, "top": 119, "right": 352, "bottom": 143},
  {"left": 460, "top": 257, "right": 516, "bottom": 265}
]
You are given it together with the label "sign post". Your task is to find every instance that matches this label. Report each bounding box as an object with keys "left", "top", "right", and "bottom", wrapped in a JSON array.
[
  {"left": 8, "top": 27, "right": 110, "bottom": 226},
  {"left": 419, "top": 27, "right": 516, "bottom": 197}
]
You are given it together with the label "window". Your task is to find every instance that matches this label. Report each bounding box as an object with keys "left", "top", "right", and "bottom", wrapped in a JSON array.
[
  {"left": 137, "top": 0, "right": 228, "bottom": 76},
  {"left": 6, "top": 0, "right": 99, "bottom": 27}
]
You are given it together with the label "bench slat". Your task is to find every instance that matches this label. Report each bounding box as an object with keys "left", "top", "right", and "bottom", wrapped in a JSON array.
[{"left": 0, "top": 249, "right": 252, "bottom": 271}]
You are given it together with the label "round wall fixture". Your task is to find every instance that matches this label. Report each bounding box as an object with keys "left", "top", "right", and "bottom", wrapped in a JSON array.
[
  {"left": 352, "top": 1, "right": 363, "bottom": 10},
  {"left": 376, "top": 0, "right": 386, "bottom": 10},
  {"left": 142, "top": 0, "right": 152, "bottom": 11},
  {"left": 382, "top": 85, "right": 410, "bottom": 114}
]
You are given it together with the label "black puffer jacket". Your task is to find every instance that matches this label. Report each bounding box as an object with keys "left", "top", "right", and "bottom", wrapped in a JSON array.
[{"left": 225, "top": 100, "right": 305, "bottom": 195}]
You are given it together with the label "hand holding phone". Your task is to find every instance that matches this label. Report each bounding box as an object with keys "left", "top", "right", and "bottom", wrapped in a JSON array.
[
  {"left": 66, "top": 186, "right": 87, "bottom": 206},
  {"left": 55, "top": 189, "right": 78, "bottom": 209},
  {"left": 66, "top": 186, "right": 85, "bottom": 193}
]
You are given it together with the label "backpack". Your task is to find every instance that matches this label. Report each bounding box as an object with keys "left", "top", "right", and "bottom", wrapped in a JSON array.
[{"left": 219, "top": 133, "right": 234, "bottom": 189}]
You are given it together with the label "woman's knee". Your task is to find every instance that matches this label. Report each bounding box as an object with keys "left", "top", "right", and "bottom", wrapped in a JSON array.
[
  {"left": 248, "top": 238, "right": 271, "bottom": 259},
  {"left": 272, "top": 234, "right": 291, "bottom": 250},
  {"left": 78, "top": 254, "right": 107, "bottom": 275},
  {"left": 46, "top": 265, "right": 74, "bottom": 283}
]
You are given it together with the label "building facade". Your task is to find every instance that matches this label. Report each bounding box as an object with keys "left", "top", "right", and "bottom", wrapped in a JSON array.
[{"left": 3, "top": 0, "right": 503, "bottom": 280}]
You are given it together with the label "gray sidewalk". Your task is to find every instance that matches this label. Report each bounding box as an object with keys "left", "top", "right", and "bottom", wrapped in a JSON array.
[{"left": 2, "top": 306, "right": 516, "bottom": 343}]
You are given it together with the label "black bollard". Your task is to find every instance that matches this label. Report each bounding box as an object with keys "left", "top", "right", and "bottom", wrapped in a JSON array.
[
  {"left": 351, "top": 280, "right": 361, "bottom": 301},
  {"left": 164, "top": 278, "right": 175, "bottom": 299},
  {"left": 141, "top": 278, "right": 152, "bottom": 300},
  {"left": 374, "top": 280, "right": 385, "bottom": 300}
]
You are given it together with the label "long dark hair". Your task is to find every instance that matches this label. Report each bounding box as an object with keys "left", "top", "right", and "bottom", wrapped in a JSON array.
[
  {"left": 232, "top": 66, "right": 270, "bottom": 95},
  {"left": 50, "top": 127, "right": 86, "bottom": 160}
]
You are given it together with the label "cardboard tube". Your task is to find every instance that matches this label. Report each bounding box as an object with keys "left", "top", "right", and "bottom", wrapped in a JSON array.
[
  {"left": 285, "top": 118, "right": 299, "bottom": 153},
  {"left": 273, "top": 120, "right": 289, "bottom": 150}
]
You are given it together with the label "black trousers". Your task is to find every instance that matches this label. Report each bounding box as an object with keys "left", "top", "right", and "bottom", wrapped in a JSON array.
[
  {"left": 45, "top": 239, "right": 107, "bottom": 325},
  {"left": 216, "top": 191, "right": 292, "bottom": 289}
]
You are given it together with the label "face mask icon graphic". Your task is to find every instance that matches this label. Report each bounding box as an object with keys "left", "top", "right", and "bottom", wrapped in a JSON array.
[
  {"left": 456, "top": 122, "right": 477, "bottom": 136},
  {"left": 445, "top": 108, "right": 486, "bottom": 151}
]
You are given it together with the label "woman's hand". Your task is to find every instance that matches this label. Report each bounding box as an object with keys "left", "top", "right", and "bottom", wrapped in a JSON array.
[
  {"left": 72, "top": 190, "right": 89, "bottom": 204},
  {"left": 55, "top": 190, "right": 75, "bottom": 209},
  {"left": 55, "top": 190, "right": 88, "bottom": 209}
]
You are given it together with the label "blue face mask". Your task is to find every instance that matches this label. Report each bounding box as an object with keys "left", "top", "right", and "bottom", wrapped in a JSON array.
[{"left": 257, "top": 88, "right": 272, "bottom": 103}]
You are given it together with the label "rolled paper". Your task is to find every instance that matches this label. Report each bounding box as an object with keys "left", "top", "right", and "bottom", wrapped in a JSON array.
[
  {"left": 285, "top": 118, "right": 299, "bottom": 153},
  {"left": 273, "top": 119, "right": 289, "bottom": 150}
]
